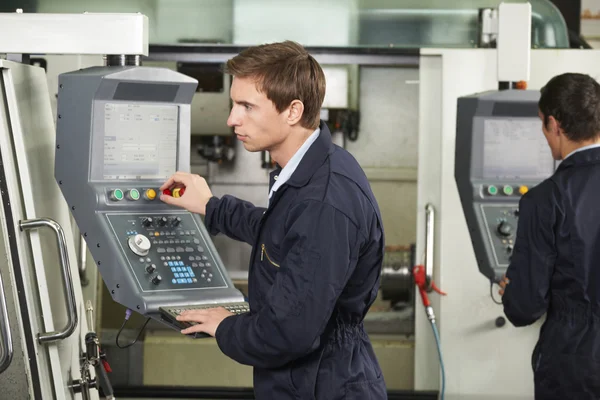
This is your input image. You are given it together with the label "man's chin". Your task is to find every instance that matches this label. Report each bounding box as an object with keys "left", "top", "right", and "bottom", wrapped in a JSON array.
[{"left": 242, "top": 142, "right": 262, "bottom": 152}]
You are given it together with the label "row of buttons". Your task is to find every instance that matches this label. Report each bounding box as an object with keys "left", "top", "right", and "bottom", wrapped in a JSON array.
[
  {"left": 173, "top": 278, "right": 197, "bottom": 284},
  {"left": 164, "top": 260, "right": 211, "bottom": 268},
  {"left": 150, "top": 230, "right": 197, "bottom": 237},
  {"left": 153, "top": 239, "right": 201, "bottom": 245},
  {"left": 154, "top": 239, "right": 192, "bottom": 245},
  {"left": 110, "top": 188, "right": 157, "bottom": 202},
  {"left": 485, "top": 185, "right": 529, "bottom": 196},
  {"left": 161, "top": 255, "right": 208, "bottom": 262},
  {"left": 156, "top": 246, "right": 204, "bottom": 254}
]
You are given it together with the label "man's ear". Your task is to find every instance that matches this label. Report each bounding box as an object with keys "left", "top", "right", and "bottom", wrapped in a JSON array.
[
  {"left": 286, "top": 100, "right": 304, "bottom": 126},
  {"left": 548, "top": 115, "right": 561, "bottom": 137}
]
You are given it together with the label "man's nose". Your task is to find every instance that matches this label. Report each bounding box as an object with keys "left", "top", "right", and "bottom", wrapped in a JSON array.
[{"left": 227, "top": 108, "right": 239, "bottom": 127}]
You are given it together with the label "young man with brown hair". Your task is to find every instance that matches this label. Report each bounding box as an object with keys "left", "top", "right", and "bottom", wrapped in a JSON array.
[{"left": 160, "top": 41, "right": 387, "bottom": 399}]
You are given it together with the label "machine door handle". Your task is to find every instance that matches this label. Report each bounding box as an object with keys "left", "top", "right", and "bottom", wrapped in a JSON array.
[
  {"left": 19, "top": 218, "right": 78, "bottom": 343},
  {"left": 424, "top": 203, "right": 436, "bottom": 291},
  {"left": 0, "top": 261, "right": 13, "bottom": 373}
]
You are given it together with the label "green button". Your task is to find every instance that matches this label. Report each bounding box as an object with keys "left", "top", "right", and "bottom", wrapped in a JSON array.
[
  {"left": 112, "top": 189, "right": 124, "bottom": 201},
  {"left": 130, "top": 189, "right": 140, "bottom": 200},
  {"left": 487, "top": 185, "right": 498, "bottom": 195},
  {"left": 503, "top": 185, "right": 514, "bottom": 195}
]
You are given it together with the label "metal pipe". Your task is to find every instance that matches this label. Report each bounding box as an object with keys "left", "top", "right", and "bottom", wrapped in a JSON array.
[
  {"left": 19, "top": 218, "right": 78, "bottom": 343},
  {"left": 103, "top": 54, "right": 141, "bottom": 66},
  {"left": 424, "top": 203, "right": 435, "bottom": 291},
  {"left": 79, "top": 236, "right": 88, "bottom": 286}
]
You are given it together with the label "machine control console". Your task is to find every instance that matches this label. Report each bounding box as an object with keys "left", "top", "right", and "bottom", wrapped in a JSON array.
[
  {"left": 55, "top": 66, "right": 245, "bottom": 333},
  {"left": 106, "top": 212, "right": 227, "bottom": 292},
  {"left": 455, "top": 90, "right": 556, "bottom": 281}
]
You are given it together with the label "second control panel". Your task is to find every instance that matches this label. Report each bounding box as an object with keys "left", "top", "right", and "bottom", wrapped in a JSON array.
[{"left": 105, "top": 212, "right": 226, "bottom": 292}]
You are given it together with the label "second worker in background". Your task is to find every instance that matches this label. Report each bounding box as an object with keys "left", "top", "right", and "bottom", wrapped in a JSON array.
[{"left": 160, "top": 41, "right": 387, "bottom": 400}]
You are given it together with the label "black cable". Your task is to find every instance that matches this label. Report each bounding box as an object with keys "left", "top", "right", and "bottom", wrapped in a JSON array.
[
  {"left": 490, "top": 282, "right": 503, "bottom": 305},
  {"left": 116, "top": 316, "right": 151, "bottom": 349}
]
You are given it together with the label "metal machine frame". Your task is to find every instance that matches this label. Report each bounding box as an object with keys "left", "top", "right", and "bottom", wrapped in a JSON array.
[{"left": 0, "top": 11, "right": 149, "bottom": 400}]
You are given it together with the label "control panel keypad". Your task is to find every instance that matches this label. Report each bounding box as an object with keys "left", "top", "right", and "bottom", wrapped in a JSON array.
[{"left": 106, "top": 212, "right": 226, "bottom": 292}]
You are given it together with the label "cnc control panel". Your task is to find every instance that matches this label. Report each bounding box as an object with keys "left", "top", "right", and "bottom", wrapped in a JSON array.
[
  {"left": 455, "top": 90, "right": 557, "bottom": 281},
  {"left": 55, "top": 66, "right": 246, "bottom": 327}
]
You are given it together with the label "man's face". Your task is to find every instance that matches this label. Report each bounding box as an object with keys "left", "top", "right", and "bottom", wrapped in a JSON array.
[
  {"left": 227, "top": 76, "right": 288, "bottom": 152},
  {"left": 539, "top": 110, "right": 562, "bottom": 160}
]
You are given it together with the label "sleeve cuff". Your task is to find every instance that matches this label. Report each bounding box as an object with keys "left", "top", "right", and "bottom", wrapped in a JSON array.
[
  {"left": 215, "top": 314, "right": 238, "bottom": 355},
  {"left": 204, "top": 196, "right": 221, "bottom": 233}
]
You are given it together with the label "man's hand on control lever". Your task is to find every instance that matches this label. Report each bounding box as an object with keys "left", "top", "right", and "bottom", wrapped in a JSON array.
[{"left": 159, "top": 172, "right": 213, "bottom": 215}]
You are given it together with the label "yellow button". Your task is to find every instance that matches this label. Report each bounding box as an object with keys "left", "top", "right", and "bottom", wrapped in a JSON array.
[
  {"left": 145, "top": 189, "right": 156, "bottom": 200},
  {"left": 519, "top": 186, "right": 529, "bottom": 195},
  {"left": 154, "top": 232, "right": 160, "bottom": 237},
  {"left": 173, "top": 188, "right": 181, "bottom": 198}
]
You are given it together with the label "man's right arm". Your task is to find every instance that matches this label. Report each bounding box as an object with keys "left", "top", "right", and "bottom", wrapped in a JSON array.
[{"left": 204, "top": 195, "right": 266, "bottom": 246}]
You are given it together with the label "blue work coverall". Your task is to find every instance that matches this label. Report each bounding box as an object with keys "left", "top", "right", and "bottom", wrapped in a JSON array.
[
  {"left": 503, "top": 147, "right": 600, "bottom": 399},
  {"left": 206, "top": 122, "right": 387, "bottom": 399}
]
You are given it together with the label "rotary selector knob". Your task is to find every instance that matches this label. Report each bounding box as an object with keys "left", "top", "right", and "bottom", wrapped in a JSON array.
[
  {"left": 142, "top": 217, "right": 153, "bottom": 227},
  {"left": 157, "top": 217, "right": 168, "bottom": 227},
  {"left": 171, "top": 217, "right": 182, "bottom": 227},
  {"left": 152, "top": 275, "right": 162, "bottom": 285},
  {"left": 128, "top": 234, "right": 151, "bottom": 256},
  {"left": 145, "top": 264, "right": 156, "bottom": 274},
  {"left": 497, "top": 221, "right": 513, "bottom": 237}
]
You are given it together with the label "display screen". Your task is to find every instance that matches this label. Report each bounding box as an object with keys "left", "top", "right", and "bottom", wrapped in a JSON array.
[
  {"left": 482, "top": 118, "right": 554, "bottom": 179},
  {"left": 103, "top": 103, "right": 178, "bottom": 180}
]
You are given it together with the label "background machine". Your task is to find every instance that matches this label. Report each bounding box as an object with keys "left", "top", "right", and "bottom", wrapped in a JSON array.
[{"left": 413, "top": 5, "right": 600, "bottom": 398}]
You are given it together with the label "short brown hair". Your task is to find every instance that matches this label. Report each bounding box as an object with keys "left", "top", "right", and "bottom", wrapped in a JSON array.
[{"left": 225, "top": 41, "right": 326, "bottom": 130}]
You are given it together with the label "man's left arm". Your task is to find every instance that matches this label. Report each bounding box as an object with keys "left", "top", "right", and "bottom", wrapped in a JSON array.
[
  {"left": 213, "top": 200, "right": 367, "bottom": 369},
  {"left": 502, "top": 185, "right": 557, "bottom": 327}
]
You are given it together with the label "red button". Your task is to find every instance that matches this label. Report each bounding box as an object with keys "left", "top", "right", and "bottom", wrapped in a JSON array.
[{"left": 162, "top": 189, "right": 172, "bottom": 196}]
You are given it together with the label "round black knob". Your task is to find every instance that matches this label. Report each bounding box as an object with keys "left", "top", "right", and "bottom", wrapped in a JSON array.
[
  {"left": 506, "top": 245, "right": 514, "bottom": 254},
  {"left": 495, "top": 316, "right": 506, "bottom": 328},
  {"left": 172, "top": 217, "right": 182, "bottom": 227},
  {"left": 151, "top": 275, "right": 162, "bottom": 285},
  {"left": 142, "top": 217, "right": 153, "bottom": 227},
  {"left": 514, "top": 209, "right": 519, "bottom": 217},
  {"left": 145, "top": 264, "right": 156, "bottom": 274},
  {"left": 157, "top": 217, "right": 167, "bottom": 227},
  {"left": 497, "top": 221, "right": 512, "bottom": 237}
]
